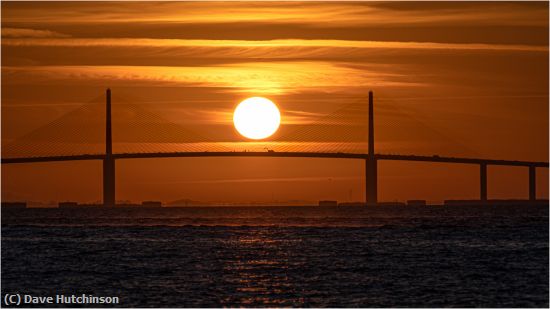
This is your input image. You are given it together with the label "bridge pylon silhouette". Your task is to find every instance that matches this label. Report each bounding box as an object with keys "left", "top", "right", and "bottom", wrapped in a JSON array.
[
  {"left": 103, "top": 89, "right": 115, "bottom": 207},
  {"left": 366, "top": 91, "right": 377, "bottom": 205}
]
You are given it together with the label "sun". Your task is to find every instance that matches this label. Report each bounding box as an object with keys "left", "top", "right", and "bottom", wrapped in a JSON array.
[{"left": 233, "top": 97, "right": 281, "bottom": 140}]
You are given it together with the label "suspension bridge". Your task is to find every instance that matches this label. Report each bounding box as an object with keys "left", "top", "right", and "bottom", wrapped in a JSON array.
[{"left": 2, "top": 89, "right": 548, "bottom": 206}]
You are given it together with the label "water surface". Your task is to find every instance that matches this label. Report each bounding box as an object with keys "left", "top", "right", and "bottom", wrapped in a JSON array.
[{"left": 2, "top": 205, "right": 548, "bottom": 307}]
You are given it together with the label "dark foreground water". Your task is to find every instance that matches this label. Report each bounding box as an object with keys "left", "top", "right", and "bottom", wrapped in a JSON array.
[{"left": 2, "top": 205, "right": 548, "bottom": 307}]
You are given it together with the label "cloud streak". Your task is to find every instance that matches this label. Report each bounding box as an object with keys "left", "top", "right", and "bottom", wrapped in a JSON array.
[
  {"left": 3, "top": 38, "right": 547, "bottom": 52},
  {"left": 2, "top": 62, "right": 424, "bottom": 94},
  {"left": 2, "top": 27, "right": 69, "bottom": 38},
  {"left": 2, "top": 2, "right": 546, "bottom": 27}
]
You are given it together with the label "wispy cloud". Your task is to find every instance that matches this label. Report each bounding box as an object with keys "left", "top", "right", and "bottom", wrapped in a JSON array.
[
  {"left": 2, "top": 28, "right": 69, "bottom": 38},
  {"left": 2, "top": 62, "right": 423, "bottom": 94},
  {"left": 2, "top": 2, "right": 546, "bottom": 27},
  {"left": 3, "top": 38, "right": 547, "bottom": 52}
]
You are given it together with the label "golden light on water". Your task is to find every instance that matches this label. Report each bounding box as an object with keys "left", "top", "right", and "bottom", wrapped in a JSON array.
[{"left": 233, "top": 97, "right": 281, "bottom": 140}]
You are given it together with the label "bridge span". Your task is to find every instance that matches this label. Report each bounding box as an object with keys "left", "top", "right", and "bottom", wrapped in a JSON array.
[
  {"left": 2, "top": 89, "right": 548, "bottom": 205},
  {"left": 3, "top": 151, "right": 548, "bottom": 167},
  {"left": 3, "top": 151, "right": 548, "bottom": 205}
]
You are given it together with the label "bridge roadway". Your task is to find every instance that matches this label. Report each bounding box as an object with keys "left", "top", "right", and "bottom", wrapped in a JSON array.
[{"left": 2, "top": 151, "right": 549, "bottom": 167}]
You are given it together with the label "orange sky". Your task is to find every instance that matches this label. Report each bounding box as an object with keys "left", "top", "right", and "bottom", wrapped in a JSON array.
[{"left": 1, "top": 1, "right": 548, "bottom": 205}]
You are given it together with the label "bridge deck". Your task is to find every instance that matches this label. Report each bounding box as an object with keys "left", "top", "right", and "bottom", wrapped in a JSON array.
[{"left": 2, "top": 152, "right": 548, "bottom": 167}]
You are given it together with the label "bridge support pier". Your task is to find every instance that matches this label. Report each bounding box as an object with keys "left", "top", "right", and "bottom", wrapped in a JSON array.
[
  {"left": 529, "top": 165, "right": 536, "bottom": 202},
  {"left": 103, "top": 158, "right": 115, "bottom": 207},
  {"left": 480, "top": 163, "right": 487, "bottom": 203},
  {"left": 366, "top": 158, "right": 378, "bottom": 205}
]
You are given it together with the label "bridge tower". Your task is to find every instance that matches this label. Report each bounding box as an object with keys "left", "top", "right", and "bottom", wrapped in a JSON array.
[
  {"left": 103, "top": 88, "right": 116, "bottom": 207},
  {"left": 366, "top": 90, "right": 378, "bottom": 205}
]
